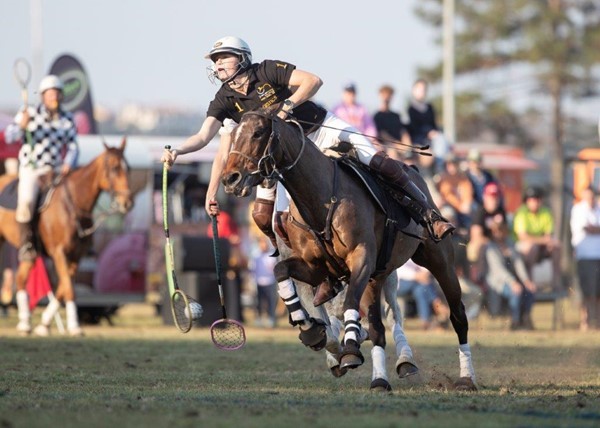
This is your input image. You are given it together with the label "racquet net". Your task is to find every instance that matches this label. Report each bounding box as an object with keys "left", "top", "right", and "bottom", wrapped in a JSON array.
[
  {"left": 210, "top": 319, "right": 246, "bottom": 351},
  {"left": 171, "top": 290, "right": 203, "bottom": 333}
]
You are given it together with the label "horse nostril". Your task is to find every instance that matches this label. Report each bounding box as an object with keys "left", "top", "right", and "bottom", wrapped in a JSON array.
[{"left": 223, "top": 172, "right": 241, "bottom": 187}]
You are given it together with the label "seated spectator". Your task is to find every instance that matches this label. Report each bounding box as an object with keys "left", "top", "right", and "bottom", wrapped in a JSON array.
[
  {"left": 396, "top": 259, "right": 449, "bottom": 330},
  {"left": 570, "top": 186, "right": 600, "bottom": 331},
  {"left": 436, "top": 153, "right": 474, "bottom": 229},
  {"left": 465, "top": 149, "right": 501, "bottom": 209},
  {"left": 467, "top": 182, "right": 508, "bottom": 265},
  {"left": 483, "top": 222, "right": 537, "bottom": 330},
  {"left": 513, "top": 186, "right": 561, "bottom": 290},
  {"left": 373, "top": 84, "right": 411, "bottom": 160}
]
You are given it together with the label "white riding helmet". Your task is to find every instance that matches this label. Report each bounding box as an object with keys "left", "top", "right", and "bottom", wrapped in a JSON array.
[
  {"left": 205, "top": 36, "right": 252, "bottom": 67},
  {"left": 39, "top": 75, "right": 64, "bottom": 94}
]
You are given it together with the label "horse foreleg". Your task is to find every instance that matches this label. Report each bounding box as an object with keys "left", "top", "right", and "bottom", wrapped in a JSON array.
[
  {"left": 51, "top": 250, "right": 83, "bottom": 337},
  {"left": 15, "top": 261, "right": 34, "bottom": 334},
  {"left": 273, "top": 257, "right": 326, "bottom": 350}
]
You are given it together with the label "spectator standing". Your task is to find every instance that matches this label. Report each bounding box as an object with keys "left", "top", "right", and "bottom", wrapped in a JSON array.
[
  {"left": 436, "top": 153, "right": 474, "bottom": 229},
  {"left": 513, "top": 186, "right": 561, "bottom": 290},
  {"left": 407, "top": 79, "right": 450, "bottom": 175},
  {"left": 570, "top": 186, "right": 600, "bottom": 331},
  {"left": 332, "top": 83, "right": 378, "bottom": 142},
  {"left": 250, "top": 237, "right": 278, "bottom": 328},
  {"left": 373, "top": 84, "right": 411, "bottom": 159},
  {"left": 483, "top": 222, "right": 537, "bottom": 330}
]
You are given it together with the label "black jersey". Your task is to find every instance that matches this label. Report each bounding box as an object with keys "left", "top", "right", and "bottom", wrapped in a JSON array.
[{"left": 206, "top": 60, "right": 326, "bottom": 133}]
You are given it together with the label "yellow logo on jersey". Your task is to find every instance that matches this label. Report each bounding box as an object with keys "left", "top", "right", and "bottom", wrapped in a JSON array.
[
  {"left": 235, "top": 102, "right": 244, "bottom": 113},
  {"left": 276, "top": 63, "right": 288, "bottom": 69},
  {"left": 257, "top": 83, "right": 276, "bottom": 101}
]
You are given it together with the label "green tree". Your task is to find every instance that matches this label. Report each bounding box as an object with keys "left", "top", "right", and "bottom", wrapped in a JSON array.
[{"left": 416, "top": 0, "right": 600, "bottom": 264}]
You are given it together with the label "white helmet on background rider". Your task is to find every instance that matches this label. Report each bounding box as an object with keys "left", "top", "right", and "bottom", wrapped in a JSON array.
[
  {"left": 205, "top": 36, "right": 252, "bottom": 68},
  {"left": 38, "top": 75, "right": 64, "bottom": 94}
]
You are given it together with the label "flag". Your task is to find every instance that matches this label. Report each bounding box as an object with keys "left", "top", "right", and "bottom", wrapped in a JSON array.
[{"left": 26, "top": 257, "right": 52, "bottom": 310}]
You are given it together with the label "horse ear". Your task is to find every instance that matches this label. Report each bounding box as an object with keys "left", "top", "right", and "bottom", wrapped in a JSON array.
[
  {"left": 101, "top": 135, "right": 109, "bottom": 151},
  {"left": 120, "top": 136, "right": 127, "bottom": 151}
]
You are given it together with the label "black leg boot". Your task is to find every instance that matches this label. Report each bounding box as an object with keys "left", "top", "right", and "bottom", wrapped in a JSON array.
[{"left": 369, "top": 151, "right": 455, "bottom": 241}]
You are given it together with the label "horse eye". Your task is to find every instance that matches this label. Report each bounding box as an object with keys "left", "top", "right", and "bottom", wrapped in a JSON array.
[{"left": 252, "top": 128, "right": 267, "bottom": 139}]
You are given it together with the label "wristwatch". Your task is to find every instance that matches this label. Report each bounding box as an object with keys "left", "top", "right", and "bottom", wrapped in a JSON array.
[{"left": 282, "top": 99, "right": 295, "bottom": 113}]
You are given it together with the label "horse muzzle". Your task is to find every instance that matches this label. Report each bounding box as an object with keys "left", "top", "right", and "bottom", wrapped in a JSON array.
[
  {"left": 222, "top": 171, "right": 254, "bottom": 197},
  {"left": 113, "top": 193, "right": 134, "bottom": 214}
]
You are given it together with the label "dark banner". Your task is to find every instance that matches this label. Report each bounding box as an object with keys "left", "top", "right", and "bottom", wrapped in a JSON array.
[{"left": 48, "top": 54, "right": 97, "bottom": 134}]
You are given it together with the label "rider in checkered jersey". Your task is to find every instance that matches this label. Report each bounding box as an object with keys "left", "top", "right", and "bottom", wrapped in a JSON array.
[{"left": 5, "top": 75, "right": 79, "bottom": 262}]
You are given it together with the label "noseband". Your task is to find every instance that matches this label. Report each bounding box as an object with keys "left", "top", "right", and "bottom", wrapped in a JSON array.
[{"left": 229, "top": 111, "right": 306, "bottom": 181}]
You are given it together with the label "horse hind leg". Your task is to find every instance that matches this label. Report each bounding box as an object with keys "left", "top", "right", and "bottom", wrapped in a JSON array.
[{"left": 382, "top": 272, "right": 419, "bottom": 379}]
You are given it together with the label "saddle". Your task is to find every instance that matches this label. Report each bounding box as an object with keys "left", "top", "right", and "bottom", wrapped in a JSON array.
[{"left": 0, "top": 177, "right": 54, "bottom": 212}]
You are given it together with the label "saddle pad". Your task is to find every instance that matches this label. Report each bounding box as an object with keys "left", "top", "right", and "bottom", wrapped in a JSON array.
[
  {"left": 0, "top": 178, "right": 18, "bottom": 210},
  {"left": 337, "top": 157, "right": 422, "bottom": 238}
]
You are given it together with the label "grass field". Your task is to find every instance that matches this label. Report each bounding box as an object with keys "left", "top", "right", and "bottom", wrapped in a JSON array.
[{"left": 1, "top": 301, "right": 599, "bottom": 428}]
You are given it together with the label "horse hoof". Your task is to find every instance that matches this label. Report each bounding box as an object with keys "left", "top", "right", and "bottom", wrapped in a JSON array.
[
  {"left": 397, "top": 362, "right": 419, "bottom": 378},
  {"left": 16, "top": 322, "right": 31, "bottom": 336},
  {"left": 33, "top": 324, "right": 50, "bottom": 337},
  {"left": 454, "top": 377, "right": 477, "bottom": 392},
  {"left": 370, "top": 378, "right": 392, "bottom": 393},
  {"left": 68, "top": 327, "right": 84, "bottom": 337},
  {"left": 340, "top": 354, "right": 363, "bottom": 370},
  {"left": 330, "top": 365, "right": 348, "bottom": 378}
]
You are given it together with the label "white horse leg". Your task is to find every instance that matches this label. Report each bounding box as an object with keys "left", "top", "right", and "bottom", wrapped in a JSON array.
[
  {"left": 383, "top": 271, "right": 419, "bottom": 378},
  {"left": 16, "top": 289, "right": 31, "bottom": 334},
  {"left": 65, "top": 300, "right": 83, "bottom": 336},
  {"left": 33, "top": 297, "right": 61, "bottom": 336},
  {"left": 370, "top": 345, "right": 392, "bottom": 392},
  {"left": 459, "top": 343, "right": 476, "bottom": 383}
]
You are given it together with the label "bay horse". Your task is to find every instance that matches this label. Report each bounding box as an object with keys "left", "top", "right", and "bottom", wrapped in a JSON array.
[
  {"left": 222, "top": 112, "right": 477, "bottom": 391},
  {"left": 0, "top": 138, "right": 132, "bottom": 336}
]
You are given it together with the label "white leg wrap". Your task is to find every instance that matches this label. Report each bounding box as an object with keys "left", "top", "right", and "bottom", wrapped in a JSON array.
[
  {"left": 392, "top": 322, "right": 413, "bottom": 360},
  {"left": 459, "top": 343, "right": 476, "bottom": 382},
  {"left": 65, "top": 301, "right": 80, "bottom": 331},
  {"left": 16, "top": 290, "right": 31, "bottom": 323},
  {"left": 41, "top": 298, "right": 61, "bottom": 326},
  {"left": 371, "top": 345, "right": 388, "bottom": 381},
  {"left": 277, "top": 279, "right": 307, "bottom": 323},
  {"left": 343, "top": 309, "right": 360, "bottom": 343}
]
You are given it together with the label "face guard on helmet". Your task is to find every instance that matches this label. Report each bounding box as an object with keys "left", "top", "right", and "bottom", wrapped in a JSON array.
[{"left": 205, "top": 36, "right": 252, "bottom": 84}]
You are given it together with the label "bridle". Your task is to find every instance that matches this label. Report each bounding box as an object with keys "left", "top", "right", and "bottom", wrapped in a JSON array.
[
  {"left": 60, "top": 150, "right": 131, "bottom": 237},
  {"left": 228, "top": 111, "right": 306, "bottom": 182}
]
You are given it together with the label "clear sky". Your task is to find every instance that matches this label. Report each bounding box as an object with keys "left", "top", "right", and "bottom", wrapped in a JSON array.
[{"left": 1, "top": 0, "right": 438, "bottom": 114}]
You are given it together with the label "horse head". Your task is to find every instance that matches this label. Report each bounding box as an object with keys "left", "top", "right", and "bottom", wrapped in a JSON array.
[
  {"left": 99, "top": 137, "right": 133, "bottom": 213},
  {"left": 222, "top": 110, "right": 305, "bottom": 197}
]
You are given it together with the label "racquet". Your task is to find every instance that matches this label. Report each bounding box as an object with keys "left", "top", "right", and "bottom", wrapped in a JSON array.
[
  {"left": 162, "top": 146, "right": 203, "bottom": 332},
  {"left": 209, "top": 214, "right": 246, "bottom": 350},
  {"left": 13, "top": 58, "right": 31, "bottom": 106}
]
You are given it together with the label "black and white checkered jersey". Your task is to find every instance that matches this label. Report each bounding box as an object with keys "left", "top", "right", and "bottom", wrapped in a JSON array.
[{"left": 5, "top": 104, "right": 79, "bottom": 169}]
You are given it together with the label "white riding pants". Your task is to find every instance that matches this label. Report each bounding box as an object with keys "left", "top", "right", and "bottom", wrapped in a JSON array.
[
  {"left": 255, "top": 112, "right": 377, "bottom": 212},
  {"left": 16, "top": 165, "right": 52, "bottom": 223}
]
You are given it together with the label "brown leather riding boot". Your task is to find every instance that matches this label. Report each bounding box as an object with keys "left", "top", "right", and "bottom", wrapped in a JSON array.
[
  {"left": 252, "top": 198, "right": 279, "bottom": 256},
  {"left": 369, "top": 151, "right": 455, "bottom": 241},
  {"left": 17, "top": 221, "right": 37, "bottom": 262},
  {"left": 274, "top": 211, "right": 291, "bottom": 249}
]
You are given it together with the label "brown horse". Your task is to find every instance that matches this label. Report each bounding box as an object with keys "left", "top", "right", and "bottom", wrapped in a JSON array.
[
  {"left": 222, "top": 112, "right": 476, "bottom": 390},
  {"left": 0, "top": 138, "right": 132, "bottom": 336}
]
